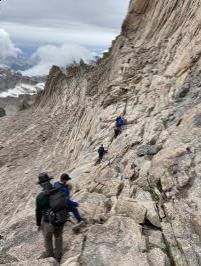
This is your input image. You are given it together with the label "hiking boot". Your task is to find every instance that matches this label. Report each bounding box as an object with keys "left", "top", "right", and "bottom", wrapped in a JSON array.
[
  {"left": 54, "top": 256, "right": 61, "bottom": 263},
  {"left": 72, "top": 221, "right": 85, "bottom": 233}
]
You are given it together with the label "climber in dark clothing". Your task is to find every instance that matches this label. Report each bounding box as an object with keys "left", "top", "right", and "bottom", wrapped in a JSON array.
[
  {"left": 54, "top": 173, "right": 84, "bottom": 229},
  {"left": 114, "top": 116, "right": 125, "bottom": 138},
  {"left": 98, "top": 144, "right": 107, "bottom": 161},
  {"left": 36, "top": 173, "right": 64, "bottom": 262}
]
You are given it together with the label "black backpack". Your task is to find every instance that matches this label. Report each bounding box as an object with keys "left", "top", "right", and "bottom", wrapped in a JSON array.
[{"left": 47, "top": 188, "right": 69, "bottom": 226}]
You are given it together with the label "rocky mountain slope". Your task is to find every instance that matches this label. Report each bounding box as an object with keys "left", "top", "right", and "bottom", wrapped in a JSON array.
[{"left": 1, "top": 0, "right": 201, "bottom": 265}]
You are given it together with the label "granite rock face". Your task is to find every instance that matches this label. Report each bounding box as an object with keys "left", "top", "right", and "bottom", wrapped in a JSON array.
[{"left": 1, "top": 0, "right": 201, "bottom": 265}]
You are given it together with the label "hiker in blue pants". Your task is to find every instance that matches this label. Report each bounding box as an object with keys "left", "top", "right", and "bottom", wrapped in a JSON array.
[{"left": 54, "top": 173, "right": 84, "bottom": 229}]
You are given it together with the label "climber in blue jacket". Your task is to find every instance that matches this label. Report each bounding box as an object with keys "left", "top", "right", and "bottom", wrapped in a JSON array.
[
  {"left": 115, "top": 116, "right": 125, "bottom": 128},
  {"left": 114, "top": 116, "right": 125, "bottom": 138},
  {"left": 54, "top": 173, "right": 84, "bottom": 227}
]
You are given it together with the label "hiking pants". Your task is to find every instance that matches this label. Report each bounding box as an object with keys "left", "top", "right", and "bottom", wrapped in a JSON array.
[
  {"left": 98, "top": 152, "right": 104, "bottom": 160},
  {"left": 114, "top": 127, "right": 121, "bottom": 138},
  {"left": 67, "top": 200, "right": 82, "bottom": 223},
  {"left": 42, "top": 222, "right": 64, "bottom": 259}
]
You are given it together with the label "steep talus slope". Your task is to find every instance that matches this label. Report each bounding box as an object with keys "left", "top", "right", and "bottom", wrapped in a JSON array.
[{"left": 1, "top": 0, "right": 201, "bottom": 265}]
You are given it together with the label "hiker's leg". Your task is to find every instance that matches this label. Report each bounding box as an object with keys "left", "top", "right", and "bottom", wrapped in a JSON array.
[
  {"left": 117, "top": 128, "right": 121, "bottom": 136},
  {"left": 99, "top": 154, "right": 103, "bottom": 161},
  {"left": 42, "top": 223, "right": 54, "bottom": 257},
  {"left": 68, "top": 200, "right": 82, "bottom": 223},
  {"left": 114, "top": 129, "right": 117, "bottom": 138},
  {"left": 71, "top": 207, "right": 82, "bottom": 223},
  {"left": 54, "top": 225, "right": 64, "bottom": 261},
  {"left": 114, "top": 128, "right": 120, "bottom": 138}
]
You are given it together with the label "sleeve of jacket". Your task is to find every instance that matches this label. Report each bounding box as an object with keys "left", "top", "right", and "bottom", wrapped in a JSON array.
[
  {"left": 67, "top": 184, "right": 72, "bottom": 198},
  {"left": 35, "top": 194, "right": 43, "bottom": 226}
]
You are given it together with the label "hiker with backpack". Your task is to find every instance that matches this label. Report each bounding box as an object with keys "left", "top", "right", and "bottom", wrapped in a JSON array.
[
  {"left": 36, "top": 172, "right": 68, "bottom": 263},
  {"left": 97, "top": 144, "right": 107, "bottom": 161},
  {"left": 54, "top": 173, "right": 84, "bottom": 231},
  {"left": 114, "top": 116, "right": 125, "bottom": 138}
]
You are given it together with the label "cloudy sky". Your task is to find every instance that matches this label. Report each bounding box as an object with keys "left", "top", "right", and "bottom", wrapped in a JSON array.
[{"left": 0, "top": 0, "right": 129, "bottom": 75}]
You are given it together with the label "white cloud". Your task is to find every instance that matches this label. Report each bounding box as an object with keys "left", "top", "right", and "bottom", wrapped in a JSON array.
[
  {"left": 22, "top": 43, "right": 93, "bottom": 76},
  {"left": 1, "top": 0, "right": 129, "bottom": 30},
  {"left": 1, "top": 21, "right": 117, "bottom": 48},
  {"left": 0, "top": 1, "right": 130, "bottom": 75},
  {"left": 1, "top": 0, "right": 129, "bottom": 49},
  {"left": 0, "top": 29, "right": 21, "bottom": 59}
]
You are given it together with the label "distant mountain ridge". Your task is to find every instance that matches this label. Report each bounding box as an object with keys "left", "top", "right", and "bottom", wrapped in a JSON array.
[
  {"left": 0, "top": 66, "right": 45, "bottom": 94},
  {"left": 0, "top": 66, "right": 45, "bottom": 115},
  {"left": 0, "top": 53, "right": 36, "bottom": 71}
]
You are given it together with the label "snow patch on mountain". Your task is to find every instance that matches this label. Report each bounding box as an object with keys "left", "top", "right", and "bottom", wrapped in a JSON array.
[{"left": 0, "top": 82, "right": 44, "bottom": 98}]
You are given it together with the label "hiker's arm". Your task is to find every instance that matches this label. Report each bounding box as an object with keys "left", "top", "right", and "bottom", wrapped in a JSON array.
[
  {"left": 68, "top": 183, "right": 73, "bottom": 193},
  {"left": 36, "top": 197, "right": 43, "bottom": 227}
]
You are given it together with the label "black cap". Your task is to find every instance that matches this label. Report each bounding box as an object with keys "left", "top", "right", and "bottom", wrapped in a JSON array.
[
  {"left": 60, "top": 173, "right": 71, "bottom": 181},
  {"left": 37, "top": 172, "right": 53, "bottom": 184}
]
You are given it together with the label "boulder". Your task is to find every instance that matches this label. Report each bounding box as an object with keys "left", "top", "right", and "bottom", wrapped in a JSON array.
[
  {"left": 148, "top": 248, "right": 170, "bottom": 266},
  {"left": 61, "top": 234, "right": 85, "bottom": 266},
  {"left": 147, "top": 230, "right": 166, "bottom": 250},
  {"left": 141, "top": 201, "right": 161, "bottom": 228},
  {"left": 115, "top": 197, "right": 146, "bottom": 223},
  {"left": 74, "top": 191, "right": 108, "bottom": 223},
  {"left": 80, "top": 216, "right": 149, "bottom": 266},
  {"left": 137, "top": 145, "right": 161, "bottom": 157},
  {"left": 89, "top": 177, "right": 124, "bottom": 198}
]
